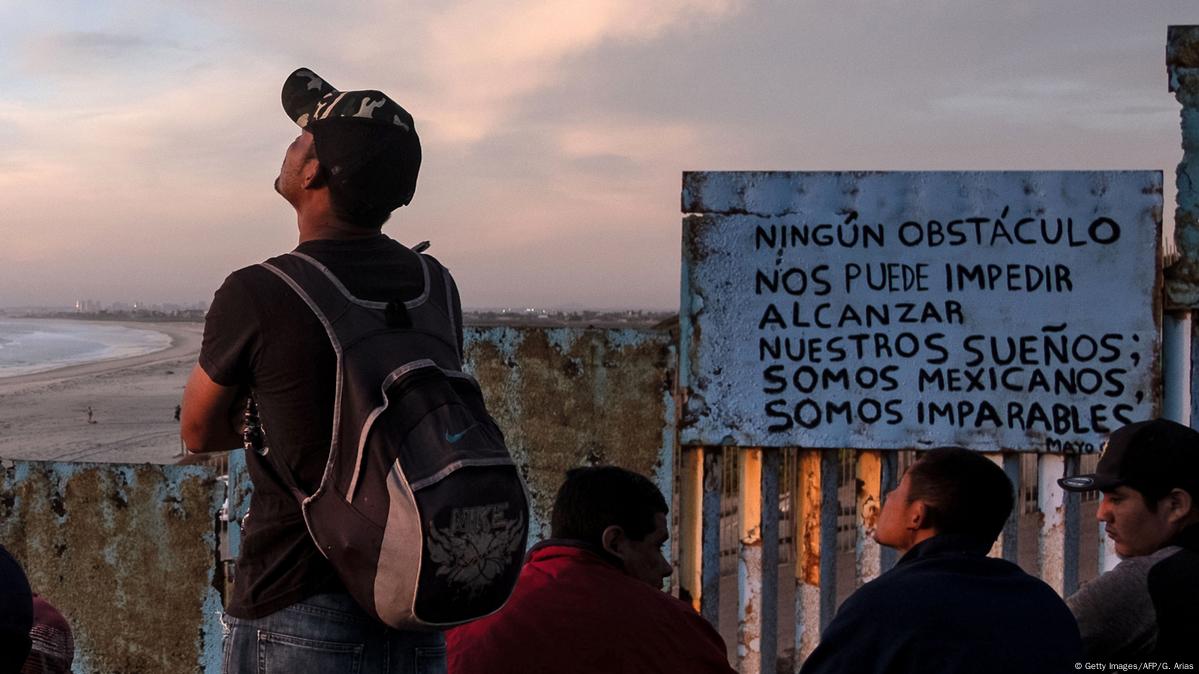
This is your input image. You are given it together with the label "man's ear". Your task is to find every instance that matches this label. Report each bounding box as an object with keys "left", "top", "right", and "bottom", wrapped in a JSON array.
[
  {"left": 601, "top": 524, "right": 626, "bottom": 559},
  {"left": 1162, "top": 488, "right": 1195, "bottom": 525},
  {"left": 303, "top": 160, "right": 327, "bottom": 190},
  {"left": 908, "top": 500, "right": 927, "bottom": 531}
]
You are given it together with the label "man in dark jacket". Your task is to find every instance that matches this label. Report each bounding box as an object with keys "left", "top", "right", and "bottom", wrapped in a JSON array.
[
  {"left": 1059, "top": 418, "right": 1199, "bottom": 664},
  {"left": 446, "top": 466, "right": 735, "bottom": 674},
  {"left": 800, "top": 447, "right": 1081, "bottom": 674}
]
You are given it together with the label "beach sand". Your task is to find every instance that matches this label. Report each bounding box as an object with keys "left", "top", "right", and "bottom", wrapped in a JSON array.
[{"left": 0, "top": 321, "right": 205, "bottom": 464}]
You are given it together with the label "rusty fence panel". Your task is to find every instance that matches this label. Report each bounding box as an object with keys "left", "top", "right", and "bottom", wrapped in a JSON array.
[
  {"left": 677, "top": 448, "right": 1105, "bottom": 671},
  {"left": 0, "top": 460, "right": 224, "bottom": 673}
]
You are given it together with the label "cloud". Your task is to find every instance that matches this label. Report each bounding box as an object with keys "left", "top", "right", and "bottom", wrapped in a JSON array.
[
  {"left": 930, "top": 78, "right": 1177, "bottom": 132},
  {"left": 18, "top": 31, "right": 188, "bottom": 78},
  {"left": 0, "top": 1, "right": 1195, "bottom": 309},
  {"left": 421, "top": 0, "right": 740, "bottom": 143}
]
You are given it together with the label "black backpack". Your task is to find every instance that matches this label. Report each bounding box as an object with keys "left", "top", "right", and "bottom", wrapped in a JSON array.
[{"left": 258, "top": 250, "right": 528, "bottom": 629}]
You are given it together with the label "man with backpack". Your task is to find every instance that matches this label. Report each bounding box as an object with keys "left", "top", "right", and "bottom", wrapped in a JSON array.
[{"left": 183, "top": 68, "right": 521, "bottom": 673}]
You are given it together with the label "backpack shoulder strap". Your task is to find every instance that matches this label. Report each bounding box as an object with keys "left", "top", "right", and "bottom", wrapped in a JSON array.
[
  {"left": 408, "top": 254, "right": 462, "bottom": 364},
  {"left": 260, "top": 251, "right": 424, "bottom": 347}
]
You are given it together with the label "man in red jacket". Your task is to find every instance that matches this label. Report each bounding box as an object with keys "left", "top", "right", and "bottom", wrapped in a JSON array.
[{"left": 447, "top": 466, "right": 735, "bottom": 674}]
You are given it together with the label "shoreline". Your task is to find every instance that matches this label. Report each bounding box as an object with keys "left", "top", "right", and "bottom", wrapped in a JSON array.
[
  {"left": 0, "top": 321, "right": 202, "bottom": 387},
  {"left": 0, "top": 321, "right": 205, "bottom": 464}
]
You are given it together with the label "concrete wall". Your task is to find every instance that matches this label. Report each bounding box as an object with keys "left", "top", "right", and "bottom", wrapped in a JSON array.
[
  {"left": 0, "top": 461, "right": 223, "bottom": 673},
  {"left": 0, "top": 327, "right": 674, "bottom": 672},
  {"left": 463, "top": 326, "right": 676, "bottom": 539}
]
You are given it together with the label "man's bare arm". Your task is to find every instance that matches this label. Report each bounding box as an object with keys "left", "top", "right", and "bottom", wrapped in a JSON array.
[{"left": 181, "top": 363, "right": 243, "bottom": 453}]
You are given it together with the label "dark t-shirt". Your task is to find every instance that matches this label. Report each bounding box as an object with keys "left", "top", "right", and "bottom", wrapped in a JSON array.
[{"left": 199, "top": 234, "right": 463, "bottom": 619}]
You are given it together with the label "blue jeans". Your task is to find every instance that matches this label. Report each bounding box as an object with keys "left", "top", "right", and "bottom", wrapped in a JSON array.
[{"left": 222, "top": 593, "right": 446, "bottom": 674}]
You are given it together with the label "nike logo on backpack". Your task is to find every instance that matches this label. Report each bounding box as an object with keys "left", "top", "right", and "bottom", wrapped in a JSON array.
[{"left": 445, "top": 425, "right": 476, "bottom": 444}]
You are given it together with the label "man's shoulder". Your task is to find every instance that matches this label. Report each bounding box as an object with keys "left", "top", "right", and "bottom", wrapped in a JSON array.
[
  {"left": 856, "top": 552, "right": 1058, "bottom": 609},
  {"left": 1068, "top": 546, "right": 1180, "bottom": 609}
]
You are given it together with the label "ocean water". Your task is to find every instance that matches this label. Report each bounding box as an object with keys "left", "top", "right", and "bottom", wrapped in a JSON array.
[{"left": 0, "top": 319, "right": 172, "bottom": 378}]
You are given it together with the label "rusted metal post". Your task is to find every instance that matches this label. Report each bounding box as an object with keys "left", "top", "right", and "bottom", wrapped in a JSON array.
[
  {"left": 1037, "top": 454, "right": 1078, "bottom": 596},
  {"left": 737, "top": 448, "right": 762, "bottom": 673},
  {"left": 854, "top": 451, "right": 882, "bottom": 582},
  {"left": 878, "top": 452, "right": 899, "bottom": 572},
  {"left": 1164, "top": 312, "right": 1193, "bottom": 423},
  {"left": 984, "top": 453, "right": 1005, "bottom": 558},
  {"left": 817, "top": 452, "right": 840, "bottom": 627},
  {"left": 701, "top": 448, "right": 723, "bottom": 627},
  {"left": 793, "top": 449, "right": 823, "bottom": 667},
  {"left": 736, "top": 448, "right": 778, "bottom": 673},
  {"left": 1001, "top": 453, "right": 1022, "bottom": 563},
  {"left": 679, "top": 447, "right": 704, "bottom": 611},
  {"left": 761, "top": 449, "right": 780, "bottom": 673}
]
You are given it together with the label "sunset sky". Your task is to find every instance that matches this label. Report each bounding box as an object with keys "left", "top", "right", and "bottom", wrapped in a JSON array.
[{"left": 0, "top": 2, "right": 1195, "bottom": 310}]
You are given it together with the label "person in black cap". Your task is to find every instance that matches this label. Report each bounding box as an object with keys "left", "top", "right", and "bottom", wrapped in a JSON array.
[
  {"left": 182, "top": 68, "right": 459, "bottom": 673},
  {"left": 1059, "top": 418, "right": 1199, "bottom": 664}
]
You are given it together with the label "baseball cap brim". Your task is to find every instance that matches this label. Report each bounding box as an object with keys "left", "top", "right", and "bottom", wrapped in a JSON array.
[
  {"left": 1058, "top": 473, "right": 1122, "bottom": 492},
  {"left": 282, "top": 68, "right": 338, "bottom": 129}
]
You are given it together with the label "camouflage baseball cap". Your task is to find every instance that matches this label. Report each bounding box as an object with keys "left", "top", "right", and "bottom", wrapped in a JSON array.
[{"left": 281, "top": 68, "right": 421, "bottom": 212}]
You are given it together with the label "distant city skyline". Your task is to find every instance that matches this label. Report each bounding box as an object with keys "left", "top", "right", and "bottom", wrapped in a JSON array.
[{"left": 1, "top": 2, "right": 1196, "bottom": 310}]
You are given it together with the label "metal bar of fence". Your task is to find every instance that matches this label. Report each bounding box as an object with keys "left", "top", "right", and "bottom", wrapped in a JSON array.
[
  {"left": 818, "top": 451, "right": 840, "bottom": 631},
  {"left": 735, "top": 448, "right": 781, "bottom": 673},
  {"left": 1062, "top": 453, "right": 1081, "bottom": 597},
  {"left": 793, "top": 449, "right": 822, "bottom": 669},
  {"left": 693, "top": 445, "right": 1117, "bottom": 673},
  {"left": 679, "top": 447, "right": 703, "bottom": 612},
  {"left": 737, "top": 448, "right": 764, "bottom": 673},
  {"left": 1164, "top": 310, "right": 1193, "bottom": 424},
  {"left": 760, "top": 449, "right": 780, "bottom": 674},
  {"left": 878, "top": 452, "right": 899, "bottom": 573},
  {"left": 1037, "top": 453, "right": 1069, "bottom": 595},
  {"left": 701, "top": 447, "right": 723, "bottom": 627},
  {"left": 854, "top": 451, "right": 882, "bottom": 585},
  {"left": 1001, "top": 452, "right": 1021, "bottom": 564}
]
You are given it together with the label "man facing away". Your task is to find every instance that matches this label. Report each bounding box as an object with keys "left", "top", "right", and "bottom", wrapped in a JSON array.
[
  {"left": 1059, "top": 418, "right": 1199, "bottom": 664},
  {"left": 182, "top": 68, "right": 458, "bottom": 673},
  {"left": 799, "top": 447, "right": 1081, "bottom": 674},
  {"left": 446, "top": 466, "right": 736, "bottom": 674}
]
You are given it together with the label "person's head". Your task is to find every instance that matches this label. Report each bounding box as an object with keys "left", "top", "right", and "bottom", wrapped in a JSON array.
[
  {"left": 24, "top": 595, "right": 73, "bottom": 674},
  {"left": 875, "top": 447, "right": 1013, "bottom": 554},
  {"left": 1059, "top": 418, "right": 1199, "bottom": 557},
  {"left": 0, "top": 546, "right": 32, "bottom": 673},
  {"left": 276, "top": 68, "right": 421, "bottom": 229},
  {"left": 550, "top": 466, "right": 672, "bottom": 587}
]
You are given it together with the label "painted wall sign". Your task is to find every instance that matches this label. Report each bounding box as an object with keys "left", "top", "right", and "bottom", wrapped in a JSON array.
[{"left": 680, "top": 171, "right": 1162, "bottom": 452}]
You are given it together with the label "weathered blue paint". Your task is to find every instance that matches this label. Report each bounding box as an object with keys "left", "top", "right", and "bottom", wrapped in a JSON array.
[
  {"left": 227, "top": 449, "right": 252, "bottom": 560},
  {"left": 1167, "top": 26, "right": 1199, "bottom": 306},
  {"left": 681, "top": 170, "right": 1162, "bottom": 451},
  {"left": 658, "top": 343, "right": 680, "bottom": 568}
]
